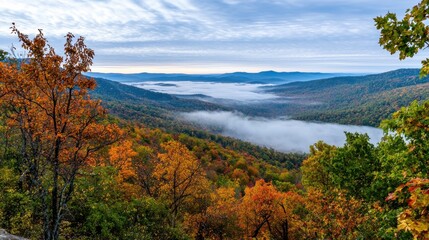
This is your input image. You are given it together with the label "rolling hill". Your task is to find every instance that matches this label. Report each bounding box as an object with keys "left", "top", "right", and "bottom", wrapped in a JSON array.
[
  {"left": 91, "top": 77, "right": 229, "bottom": 133},
  {"left": 92, "top": 77, "right": 225, "bottom": 111},
  {"left": 264, "top": 69, "right": 429, "bottom": 126}
]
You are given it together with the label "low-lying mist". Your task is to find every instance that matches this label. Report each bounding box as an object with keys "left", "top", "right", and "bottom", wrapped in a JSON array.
[
  {"left": 129, "top": 81, "right": 278, "bottom": 101},
  {"left": 181, "top": 111, "right": 383, "bottom": 153}
]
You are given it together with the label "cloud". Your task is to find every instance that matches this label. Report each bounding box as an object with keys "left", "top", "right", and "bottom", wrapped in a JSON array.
[
  {"left": 0, "top": 0, "right": 207, "bottom": 41},
  {"left": 129, "top": 81, "right": 278, "bottom": 101},
  {"left": 0, "top": 0, "right": 422, "bottom": 73},
  {"left": 180, "top": 111, "right": 383, "bottom": 153},
  {"left": 0, "top": 0, "right": 373, "bottom": 41},
  {"left": 0, "top": 0, "right": 415, "bottom": 42}
]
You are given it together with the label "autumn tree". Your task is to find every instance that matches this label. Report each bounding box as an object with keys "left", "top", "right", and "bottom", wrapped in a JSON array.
[
  {"left": 376, "top": 101, "right": 429, "bottom": 238},
  {"left": 270, "top": 191, "right": 307, "bottom": 240},
  {"left": 375, "top": 2, "right": 429, "bottom": 237},
  {"left": 153, "top": 140, "right": 209, "bottom": 228},
  {"left": 303, "top": 189, "right": 372, "bottom": 239},
  {"left": 0, "top": 25, "right": 121, "bottom": 240},
  {"left": 301, "top": 141, "right": 336, "bottom": 192},
  {"left": 239, "top": 179, "right": 287, "bottom": 239},
  {"left": 135, "top": 144, "right": 158, "bottom": 197},
  {"left": 386, "top": 178, "right": 429, "bottom": 239},
  {"left": 375, "top": 0, "right": 429, "bottom": 76},
  {"left": 184, "top": 186, "right": 241, "bottom": 239},
  {"left": 108, "top": 140, "right": 139, "bottom": 198}
]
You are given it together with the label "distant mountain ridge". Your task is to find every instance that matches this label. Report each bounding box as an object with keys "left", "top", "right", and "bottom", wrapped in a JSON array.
[{"left": 86, "top": 71, "right": 353, "bottom": 84}]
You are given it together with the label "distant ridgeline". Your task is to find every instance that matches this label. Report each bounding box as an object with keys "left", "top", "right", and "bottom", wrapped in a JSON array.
[{"left": 86, "top": 71, "right": 349, "bottom": 84}]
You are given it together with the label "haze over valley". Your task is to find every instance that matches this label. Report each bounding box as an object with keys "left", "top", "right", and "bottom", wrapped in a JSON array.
[
  {"left": 128, "top": 81, "right": 278, "bottom": 101},
  {"left": 86, "top": 69, "right": 423, "bottom": 153}
]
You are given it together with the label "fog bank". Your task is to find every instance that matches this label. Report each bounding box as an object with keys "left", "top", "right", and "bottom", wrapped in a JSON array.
[
  {"left": 181, "top": 111, "right": 383, "bottom": 153},
  {"left": 129, "top": 81, "right": 278, "bottom": 101}
]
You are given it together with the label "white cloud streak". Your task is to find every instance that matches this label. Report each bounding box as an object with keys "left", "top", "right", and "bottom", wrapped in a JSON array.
[
  {"left": 0, "top": 0, "right": 206, "bottom": 41},
  {"left": 0, "top": 0, "right": 405, "bottom": 41}
]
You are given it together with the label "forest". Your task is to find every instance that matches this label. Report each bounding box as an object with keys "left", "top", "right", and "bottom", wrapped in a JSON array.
[{"left": 1, "top": 1, "right": 429, "bottom": 239}]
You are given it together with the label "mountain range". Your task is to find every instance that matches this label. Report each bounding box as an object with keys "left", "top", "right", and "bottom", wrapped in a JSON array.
[{"left": 86, "top": 71, "right": 353, "bottom": 84}]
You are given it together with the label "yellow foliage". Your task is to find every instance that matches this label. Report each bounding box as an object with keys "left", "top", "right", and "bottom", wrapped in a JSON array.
[
  {"left": 303, "top": 188, "right": 369, "bottom": 239},
  {"left": 388, "top": 178, "right": 429, "bottom": 239},
  {"left": 185, "top": 186, "right": 241, "bottom": 239},
  {"left": 154, "top": 141, "right": 210, "bottom": 227}
]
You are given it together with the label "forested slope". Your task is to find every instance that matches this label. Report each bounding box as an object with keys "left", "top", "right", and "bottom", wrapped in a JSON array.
[
  {"left": 92, "top": 77, "right": 226, "bottom": 111},
  {"left": 266, "top": 69, "right": 429, "bottom": 126},
  {"left": 91, "top": 77, "right": 305, "bottom": 169}
]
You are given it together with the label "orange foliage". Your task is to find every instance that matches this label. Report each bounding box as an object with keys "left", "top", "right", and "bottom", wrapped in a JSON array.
[
  {"left": 387, "top": 178, "right": 429, "bottom": 239},
  {"left": 303, "top": 188, "right": 369, "bottom": 239},
  {"left": 185, "top": 187, "right": 242, "bottom": 239},
  {"left": 231, "top": 168, "right": 250, "bottom": 186},
  {"left": 108, "top": 140, "right": 139, "bottom": 197},
  {"left": 0, "top": 25, "right": 122, "bottom": 239},
  {"left": 239, "top": 179, "right": 285, "bottom": 238},
  {"left": 109, "top": 140, "right": 138, "bottom": 178},
  {"left": 0, "top": 25, "right": 122, "bottom": 173},
  {"left": 271, "top": 191, "right": 306, "bottom": 239}
]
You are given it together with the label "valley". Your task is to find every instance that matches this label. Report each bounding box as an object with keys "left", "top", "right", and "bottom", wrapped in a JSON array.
[{"left": 88, "top": 68, "right": 427, "bottom": 153}]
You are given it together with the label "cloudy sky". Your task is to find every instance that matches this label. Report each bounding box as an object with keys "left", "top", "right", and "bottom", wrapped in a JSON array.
[{"left": 0, "top": 0, "right": 423, "bottom": 73}]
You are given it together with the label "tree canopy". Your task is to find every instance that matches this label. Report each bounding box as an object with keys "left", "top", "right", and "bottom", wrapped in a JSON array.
[
  {"left": 0, "top": 24, "right": 121, "bottom": 240},
  {"left": 375, "top": 0, "right": 429, "bottom": 76}
]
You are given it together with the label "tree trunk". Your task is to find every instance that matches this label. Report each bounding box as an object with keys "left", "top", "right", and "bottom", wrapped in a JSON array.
[
  {"left": 195, "top": 223, "right": 205, "bottom": 240},
  {"left": 48, "top": 140, "right": 61, "bottom": 240},
  {"left": 252, "top": 219, "right": 268, "bottom": 238},
  {"left": 282, "top": 220, "right": 288, "bottom": 240}
]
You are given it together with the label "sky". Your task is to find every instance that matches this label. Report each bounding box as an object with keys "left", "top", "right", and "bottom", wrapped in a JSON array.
[{"left": 0, "top": 0, "right": 423, "bottom": 74}]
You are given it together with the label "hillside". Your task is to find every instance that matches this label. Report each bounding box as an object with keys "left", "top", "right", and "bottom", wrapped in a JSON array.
[
  {"left": 90, "top": 77, "right": 227, "bottom": 130},
  {"left": 264, "top": 69, "right": 429, "bottom": 126},
  {"left": 271, "top": 69, "right": 422, "bottom": 94},
  {"left": 90, "top": 77, "right": 304, "bottom": 169},
  {"left": 92, "top": 77, "right": 226, "bottom": 111}
]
